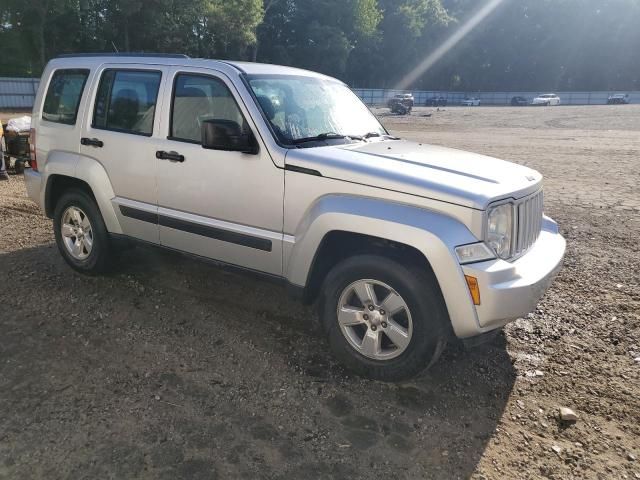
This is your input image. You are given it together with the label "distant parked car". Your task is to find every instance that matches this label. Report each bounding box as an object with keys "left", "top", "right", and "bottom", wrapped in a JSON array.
[
  {"left": 461, "top": 97, "right": 481, "bottom": 106},
  {"left": 387, "top": 93, "right": 414, "bottom": 114},
  {"left": 531, "top": 94, "right": 560, "bottom": 106},
  {"left": 511, "top": 96, "right": 528, "bottom": 106},
  {"left": 607, "top": 93, "right": 630, "bottom": 105},
  {"left": 426, "top": 96, "right": 447, "bottom": 107}
]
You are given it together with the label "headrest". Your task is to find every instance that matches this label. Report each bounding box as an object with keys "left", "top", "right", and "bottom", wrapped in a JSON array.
[
  {"left": 178, "top": 87, "right": 208, "bottom": 98},
  {"left": 256, "top": 95, "right": 275, "bottom": 120}
]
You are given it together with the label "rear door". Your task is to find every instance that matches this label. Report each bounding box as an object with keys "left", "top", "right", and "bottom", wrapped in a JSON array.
[
  {"left": 154, "top": 66, "right": 285, "bottom": 275},
  {"left": 80, "top": 63, "right": 169, "bottom": 243}
]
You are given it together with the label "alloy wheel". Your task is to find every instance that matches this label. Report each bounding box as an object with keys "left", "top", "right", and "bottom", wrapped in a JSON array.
[
  {"left": 336, "top": 279, "right": 413, "bottom": 360},
  {"left": 61, "top": 206, "right": 94, "bottom": 260}
]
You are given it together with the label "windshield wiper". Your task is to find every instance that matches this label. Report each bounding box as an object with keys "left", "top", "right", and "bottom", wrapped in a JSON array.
[
  {"left": 292, "top": 132, "right": 346, "bottom": 144},
  {"left": 346, "top": 132, "right": 400, "bottom": 141},
  {"left": 291, "top": 132, "right": 393, "bottom": 146},
  {"left": 342, "top": 132, "right": 379, "bottom": 140}
]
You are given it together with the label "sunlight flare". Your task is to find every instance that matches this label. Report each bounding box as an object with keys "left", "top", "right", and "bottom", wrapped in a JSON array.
[{"left": 395, "top": 0, "right": 507, "bottom": 90}]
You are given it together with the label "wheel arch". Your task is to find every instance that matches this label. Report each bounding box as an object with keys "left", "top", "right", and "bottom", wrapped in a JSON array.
[
  {"left": 43, "top": 152, "right": 122, "bottom": 234},
  {"left": 284, "top": 195, "right": 483, "bottom": 338},
  {"left": 45, "top": 174, "right": 94, "bottom": 217},
  {"left": 300, "top": 231, "right": 437, "bottom": 305}
]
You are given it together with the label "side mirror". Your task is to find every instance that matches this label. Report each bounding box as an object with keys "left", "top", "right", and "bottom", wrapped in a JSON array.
[{"left": 201, "top": 119, "right": 258, "bottom": 154}]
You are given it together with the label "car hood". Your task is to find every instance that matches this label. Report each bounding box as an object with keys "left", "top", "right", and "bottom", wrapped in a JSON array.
[{"left": 285, "top": 140, "right": 542, "bottom": 210}]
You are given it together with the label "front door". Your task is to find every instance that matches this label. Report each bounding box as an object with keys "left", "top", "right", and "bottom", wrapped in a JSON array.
[{"left": 154, "top": 67, "right": 284, "bottom": 275}]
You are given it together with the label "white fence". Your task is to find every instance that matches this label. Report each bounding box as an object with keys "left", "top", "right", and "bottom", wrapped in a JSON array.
[
  {"left": 0, "top": 77, "right": 637, "bottom": 108},
  {"left": 352, "top": 88, "right": 640, "bottom": 106},
  {"left": 0, "top": 77, "right": 40, "bottom": 109}
]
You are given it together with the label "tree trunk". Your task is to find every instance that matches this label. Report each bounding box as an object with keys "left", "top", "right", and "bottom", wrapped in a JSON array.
[
  {"left": 124, "top": 17, "right": 130, "bottom": 51},
  {"left": 254, "top": 0, "right": 278, "bottom": 62},
  {"left": 36, "top": 0, "right": 50, "bottom": 70},
  {"left": 38, "top": 22, "right": 46, "bottom": 69}
]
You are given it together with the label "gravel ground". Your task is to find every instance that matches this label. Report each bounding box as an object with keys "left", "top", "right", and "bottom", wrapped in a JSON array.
[{"left": 0, "top": 106, "right": 638, "bottom": 479}]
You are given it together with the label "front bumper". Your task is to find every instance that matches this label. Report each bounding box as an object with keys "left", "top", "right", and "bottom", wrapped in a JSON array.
[
  {"left": 460, "top": 215, "right": 565, "bottom": 334},
  {"left": 24, "top": 168, "right": 44, "bottom": 209}
]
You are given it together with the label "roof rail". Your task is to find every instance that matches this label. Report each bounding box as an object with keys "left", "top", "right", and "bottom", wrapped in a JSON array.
[
  {"left": 218, "top": 60, "right": 246, "bottom": 74},
  {"left": 56, "top": 53, "right": 190, "bottom": 59}
]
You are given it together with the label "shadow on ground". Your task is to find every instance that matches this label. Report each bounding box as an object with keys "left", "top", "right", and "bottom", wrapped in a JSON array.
[{"left": 0, "top": 243, "right": 515, "bottom": 479}]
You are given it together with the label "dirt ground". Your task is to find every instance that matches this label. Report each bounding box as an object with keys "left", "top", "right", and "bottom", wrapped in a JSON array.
[{"left": 0, "top": 106, "right": 638, "bottom": 479}]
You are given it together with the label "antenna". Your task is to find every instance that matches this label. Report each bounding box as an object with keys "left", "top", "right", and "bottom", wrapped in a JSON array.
[{"left": 111, "top": 41, "right": 119, "bottom": 53}]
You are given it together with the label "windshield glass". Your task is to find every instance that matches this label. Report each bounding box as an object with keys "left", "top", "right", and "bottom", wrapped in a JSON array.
[{"left": 246, "top": 74, "right": 386, "bottom": 145}]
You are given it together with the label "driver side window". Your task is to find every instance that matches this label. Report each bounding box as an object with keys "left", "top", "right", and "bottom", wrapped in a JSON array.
[{"left": 170, "top": 73, "right": 245, "bottom": 144}]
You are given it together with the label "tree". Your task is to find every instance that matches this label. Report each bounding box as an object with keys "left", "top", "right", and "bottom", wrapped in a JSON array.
[
  {"left": 256, "top": 0, "right": 382, "bottom": 79},
  {"left": 0, "top": 0, "right": 639, "bottom": 91},
  {"left": 206, "top": 0, "right": 264, "bottom": 58},
  {"left": 347, "top": 0, "right": 450, "bottom": 87}
]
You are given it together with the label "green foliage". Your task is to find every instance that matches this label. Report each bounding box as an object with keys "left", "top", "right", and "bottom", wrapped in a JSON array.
[
  {"left": 394, "top": 0, "right": 451, "bottom": 38},
  {"left": 430, "top": 0, "right": 640, "bottom": 91},
  {"left": 206, "top": 0, "right": 265, "bottom": 53},
  {"left": 1, "top": 0, "right": 639, "bottom": 91},
  {"left": 353, "top": 0, "right": 383, "bottom": 37}
]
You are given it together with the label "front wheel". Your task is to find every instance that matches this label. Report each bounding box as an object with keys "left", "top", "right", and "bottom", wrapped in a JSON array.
[
  {"left": 319, "top": 255, "right": 448, "bottom": 381},
  {"left": 53, "top": 189, "right": 112, "bottom": 274}
]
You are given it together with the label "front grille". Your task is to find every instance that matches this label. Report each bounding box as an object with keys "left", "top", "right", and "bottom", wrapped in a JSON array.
[{"left": 513, "top": 190, "right": 544, "bottom": 258}]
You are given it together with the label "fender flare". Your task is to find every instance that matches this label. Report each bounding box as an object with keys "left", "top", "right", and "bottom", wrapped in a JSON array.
[
  {"left": 285, "top": 195, "right": 483, "bottom": 338},
  {"left": 43, "top": 152, "right": 123, "bottom": 234}
]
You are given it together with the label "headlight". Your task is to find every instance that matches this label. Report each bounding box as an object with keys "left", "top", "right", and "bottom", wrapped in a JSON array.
[
  {"left": 487, "top": 203, "right": 513, "bottom": 259},
  {"left": 455, "top": 242, "right": 495, "bottom": 264}
]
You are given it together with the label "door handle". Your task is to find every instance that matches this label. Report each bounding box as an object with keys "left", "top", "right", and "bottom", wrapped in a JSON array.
[
  {"left": 81, "top": 137, "right": 104, "bottom": 148},
  {"left": 156, "top": 150, "right": 185, "bottom": 163}
]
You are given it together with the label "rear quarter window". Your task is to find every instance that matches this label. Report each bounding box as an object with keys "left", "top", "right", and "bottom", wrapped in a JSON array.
[{"left": 42, "top": 69, "right": 90, "bottom": 125}]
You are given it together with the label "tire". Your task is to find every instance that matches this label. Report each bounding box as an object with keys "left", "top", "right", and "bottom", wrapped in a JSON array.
[
  {"left": 53, "top": 189, "right": 112, "bottom": 274},
  {"left": 319, "top": 254, "right": 448, "bottom": 381}
]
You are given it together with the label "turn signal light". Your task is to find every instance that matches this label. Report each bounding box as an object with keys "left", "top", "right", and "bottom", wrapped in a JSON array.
[{"left": 464, "top": 275, "right": 481, "bottom": 305}]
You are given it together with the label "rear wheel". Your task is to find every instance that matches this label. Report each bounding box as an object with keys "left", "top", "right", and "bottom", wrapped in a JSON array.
[
  {"left": 53, "top": 189, "right": 112, "bottom": 274},
  {"left": 319, "top": 255, "right": 448, "bottom": 381}
]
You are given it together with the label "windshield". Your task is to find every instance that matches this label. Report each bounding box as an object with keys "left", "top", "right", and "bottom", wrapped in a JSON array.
[{"left": 246, "top": 74, "right": 387, "bottom": 146}]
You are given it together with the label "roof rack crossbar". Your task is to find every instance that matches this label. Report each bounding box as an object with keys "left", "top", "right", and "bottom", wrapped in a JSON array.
[{"left": 56, "top": 53, "right": 190, "bottom": 59}]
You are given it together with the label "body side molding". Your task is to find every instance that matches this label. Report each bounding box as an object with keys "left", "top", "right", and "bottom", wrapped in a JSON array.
[{"left": 118, "top": 204, "right": 274, "bottom": 252}]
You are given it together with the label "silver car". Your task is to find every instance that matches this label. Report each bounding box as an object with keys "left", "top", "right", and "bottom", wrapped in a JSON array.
[{"left": 24, "top": 54, "right": 565, "bottom": 380}]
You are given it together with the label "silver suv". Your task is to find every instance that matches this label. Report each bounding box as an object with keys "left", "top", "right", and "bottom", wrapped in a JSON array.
[{"left": 25, "top": 54, "right": 566, "bottom": 380}]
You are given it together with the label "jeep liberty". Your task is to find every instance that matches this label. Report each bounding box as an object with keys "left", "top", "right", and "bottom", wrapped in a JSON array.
[{"left": 25, "top": 54, "right": 566, "bottom": 380}]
